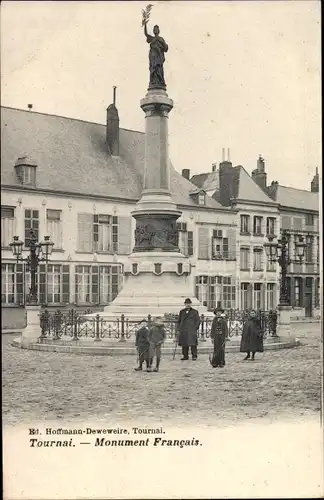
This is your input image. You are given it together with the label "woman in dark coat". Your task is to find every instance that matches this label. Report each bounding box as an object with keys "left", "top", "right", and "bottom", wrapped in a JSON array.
[
  {"left": 177, "top": 298, "right": 201, "bottom": 360},
  {"left": 210, "top": 307, "right": 228, "bottom": 368},
  {"left": 240, "top": 310, "right": 264, "bottom": 361}
]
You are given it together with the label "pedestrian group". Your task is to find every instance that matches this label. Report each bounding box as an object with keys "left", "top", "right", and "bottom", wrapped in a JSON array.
[{"left": 135, "top": 298, "right": 264, "bottom": 372}]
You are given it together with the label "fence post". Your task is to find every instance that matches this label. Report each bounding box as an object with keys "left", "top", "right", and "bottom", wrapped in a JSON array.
[
  {"left": 200, "top": 314, "right": 206, "bottom": 342},
  {"left": 94, "top": 314, "right": 101, "bottom": 342},
  {"left": 72, "top": 310, "right": 79, "bottom": 341},
  {"left": 119, "top": 314, "right": 126, "bottom": 342}
]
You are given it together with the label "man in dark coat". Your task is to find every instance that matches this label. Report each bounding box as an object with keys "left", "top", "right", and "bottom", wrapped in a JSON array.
[
  {"left": 240, "top": 309, "right": 264, "bottom": 361},
  {"left": 177, "top": 298, "right": 200, "bottom": 360},
  {"left": 210, "top": 307, "right": 228, "bottom": 368}
]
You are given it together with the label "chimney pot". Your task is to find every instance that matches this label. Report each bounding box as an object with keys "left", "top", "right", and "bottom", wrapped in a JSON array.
[
  {"left": 182, "top": 169, "right": 190, "bottom": 180},
  {"left": 28, "top": 104, "right": 33, "bottom": 110},
  {"left": 212, "top": 163, "right": 217, "bottom": 172}
]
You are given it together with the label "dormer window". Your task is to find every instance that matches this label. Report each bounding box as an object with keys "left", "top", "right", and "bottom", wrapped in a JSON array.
[
  {"left": 14, "top": 156, "right": 37, "bottom": 187},
  {"left": 190, "top": 189, "right": 206, "bottom": 206},
  {"left": 198, "top": 192, "right": 206, "bottom": 205}
]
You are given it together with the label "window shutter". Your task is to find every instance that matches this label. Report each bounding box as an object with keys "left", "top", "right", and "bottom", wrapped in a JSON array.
[
  {"left": 117, "top": 216, "right": 132, "bottom": 255},
  {"left": 198, "top": 227, "right": 210, "bottom": 259},
  {"left": 281, "top": 216, "right": 291, "bottom": 230},
  {"left": 227, "top": 228, "right": 236, "bottom": 260},
  {"left": 188, "top": 231, "right": 193, "bottom": 256},
  {"left": 62, "top": 265, "right": 70, "bottom": 303},
  {"left": 77, "top": 213, "right": 93, "bottom": 252},
  {"left": 261, "top": 283, "right": 266, "bottom": 310}
]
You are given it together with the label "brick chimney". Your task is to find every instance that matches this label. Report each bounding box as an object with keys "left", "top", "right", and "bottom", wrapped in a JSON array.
[
  {"left": 219, "top": 160, "right": 234, "bottom": 206},
  {"left": 311, "top": 167, "right": 319, "bottom": 193},
  {"left": 251, "top": 155, "right": 267, "bottom": 191},
  {"left": 106, "top": 86, "right": 119, "bottom": 156}
]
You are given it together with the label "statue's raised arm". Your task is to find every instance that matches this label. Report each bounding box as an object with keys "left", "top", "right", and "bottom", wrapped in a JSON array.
[{"left": 141, "top": 5, "right": 168, "bottom": 90}]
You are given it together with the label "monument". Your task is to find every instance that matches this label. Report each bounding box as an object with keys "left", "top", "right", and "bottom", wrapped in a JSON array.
[{"left": 95, "top": 6, "right": 209, "bottom": 319}]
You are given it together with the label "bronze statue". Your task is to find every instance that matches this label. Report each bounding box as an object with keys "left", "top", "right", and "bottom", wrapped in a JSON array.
[{"left": 142, "top": 5, "right": 168, "bottom": 89}]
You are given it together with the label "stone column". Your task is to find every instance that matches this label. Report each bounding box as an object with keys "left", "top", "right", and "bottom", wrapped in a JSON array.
[{"left": 132, "top": 89, "right": 182, "bottom": 253}]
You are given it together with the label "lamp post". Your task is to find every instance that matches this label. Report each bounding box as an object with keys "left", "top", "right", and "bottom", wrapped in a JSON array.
[
  {"left": 264, "top": 230, "right": 306, "bottom": 306},
  {"left": 264, "top": 230, "right": 306, "bottom": 341},
  {"left": 10, "top": 229, "right": 54, "bottom": 304}
]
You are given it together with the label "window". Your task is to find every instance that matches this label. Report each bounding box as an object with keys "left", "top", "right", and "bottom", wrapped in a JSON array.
[
  {"left": 240, "top": 283, "right": 252, "bottom": 309},
  {"left": 305, "top": 235, "right": 313, "bottom": 263},
  {"left": 266, "top": 217, "right": 276, "bottom": 236},
  {"left": 1, "top": 207, "right": 15, "bottom": 247},
  {"left": 1, "top": 263, "right": 24, "bottom": 304},
  {"left": 240, "top": 247, "right": 250, "bottom": 270},
  {"left": 253, "top": 248, "right": 263, "bottom": 271},
  {"left": 305, "top": 214, "right": 314, "bottom": 227},
  {"left": 222, "top": 277, "right": 236, "bottom": 309},
  {"left": 177, "top": 223, "right": 193, "bottom": 256},
  {"left": 75, "top": 265, "right": 122, "bottom": 304},
  {"left": 25, "top": 264, "right": 70, "bottom": 304},
  {"left": 315, "top": 278, "right": 320, "bottom": 308},
  {"left": 266, "top": 255, "right": 276, "bottom": 272},
  {"left": 24, "top": 209, "right": 39, "bottom": 246},
  {"left": 78, "top": 214, "right": 119, "bottom": 253},
  {"left": 195, "top": 276, "right": 235, "bottom": 310},
  {"left": 100, "top": 266, "right": 122, "bottom": 304},
  {"left": 47, "top": 210, "right": 62, "bottom": 249},
  {"left": 294, "top": 278, "right": 302, "bottom": 307},
  {"left": 198, "top": 192, "right": 206, "bottom": 205},
  {"left": 253, "top": 283, "right": 262, "bottom": 310},
  {"left": 317, "top": 237, "right": 319, "bottom": 263},
  {"left": 240, "top": 215, "right": 250, "bottom": 234},
  {"left": 23, "top": 166, "right": 35, "bottom": 185},
  {"left": 212, "top": 230, "right": 229, "bottom": 259},
  {"left": 253, "top": 216, "right": 263, "bottom": 235},
  {"left": 94, "top": 214, "right": 116, "bottom": 253},
  {"left": 266, "top": 283, "right": 276, "bottom": 310}
]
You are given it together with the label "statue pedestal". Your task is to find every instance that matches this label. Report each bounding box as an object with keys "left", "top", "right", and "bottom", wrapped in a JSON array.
[
  {"left": 97, "top": 252, "right": 210, "bottom": 319},
  {"left": 93, "top": 88, "right": 208, "bottom": 320}
]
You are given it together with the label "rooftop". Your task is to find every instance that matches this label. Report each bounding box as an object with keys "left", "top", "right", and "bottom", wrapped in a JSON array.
[{"left": 1, "top": 106, "right": 225, "bottom": 211}]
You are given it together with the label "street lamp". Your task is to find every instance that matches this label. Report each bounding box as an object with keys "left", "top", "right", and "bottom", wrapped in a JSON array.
[
  {"left": 264, "top": 230, "right": 307, "bottom": 306},
  {"left": 9, "top": 229, "right": 54, "bottom": 305}
]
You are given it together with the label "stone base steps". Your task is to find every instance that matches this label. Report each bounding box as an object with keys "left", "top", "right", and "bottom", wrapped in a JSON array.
[{"left": 12, "top": 337, "right": 300, "bottom": 355}]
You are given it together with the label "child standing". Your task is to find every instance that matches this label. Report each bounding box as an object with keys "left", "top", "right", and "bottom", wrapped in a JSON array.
[
  {"left": 148, "top": 316, "right": 166, "bottom": 372},
  {"left": 134, "top": 320, "right": 150, "bottom": 371}
]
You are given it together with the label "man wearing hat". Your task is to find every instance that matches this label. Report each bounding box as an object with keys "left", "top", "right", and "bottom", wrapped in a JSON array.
[
  {"left": 210, "top": 307, "right": 228, "bottom": 368},
  {"left": 177, "top": 298, "right": 201, "bottom": 360}
]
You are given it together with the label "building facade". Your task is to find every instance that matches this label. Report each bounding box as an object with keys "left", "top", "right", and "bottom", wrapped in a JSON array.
[
  {"left": 1, "top": 105, "right": 237, "bottom": 328},
  {"left": 190, "top": 155, "right": 320, "bottom": 318},
  {"left": 1, "top": 106, "right": 320, "bottom": 329}
]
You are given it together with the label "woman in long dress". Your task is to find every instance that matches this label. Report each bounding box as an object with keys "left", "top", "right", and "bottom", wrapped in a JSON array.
[{"left": 240, "top": 310, "right": 264, "bottom": 361}]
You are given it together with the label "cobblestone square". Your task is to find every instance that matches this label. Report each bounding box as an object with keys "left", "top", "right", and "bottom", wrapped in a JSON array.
[{"left": 2, "top": 323, "right": 322, "bottom": 427}]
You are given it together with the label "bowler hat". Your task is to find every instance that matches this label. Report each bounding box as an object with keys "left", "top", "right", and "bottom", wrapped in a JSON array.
[
  {"left": 184, "top": 298, "right": 192, "bottom": 304},
  {"left": 214, "top": 306, "right": 224, "bottom": 314}
]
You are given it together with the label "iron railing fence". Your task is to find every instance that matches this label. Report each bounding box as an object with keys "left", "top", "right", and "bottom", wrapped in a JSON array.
[{"left": 39, "top": 309, "right": 278, "bottom": 342}]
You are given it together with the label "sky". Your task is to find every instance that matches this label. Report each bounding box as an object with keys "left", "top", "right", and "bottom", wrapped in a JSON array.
[{"left": 1, "top": 0, "right": 321, "bottom": 190}]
